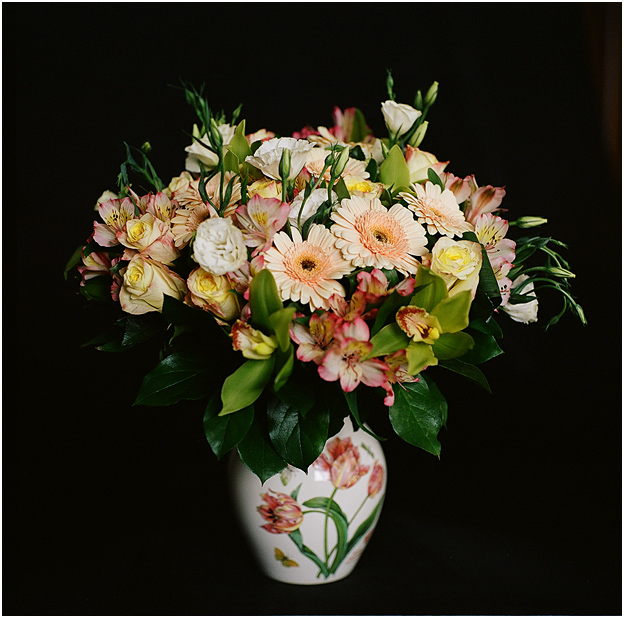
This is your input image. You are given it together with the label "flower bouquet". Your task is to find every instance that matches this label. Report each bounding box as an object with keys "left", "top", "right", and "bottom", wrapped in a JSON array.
[{"left": 66, "top": 75, "right": 585, "bottom": 484}]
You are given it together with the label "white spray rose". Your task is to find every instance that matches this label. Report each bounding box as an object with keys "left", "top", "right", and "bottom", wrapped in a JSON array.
[
  {"left": 192, "top": 217, "right": 247, "bottom": 276},
  {"left": 245, "top": 137, "right": 315, "bottom": 181},
  {"left": 288, "top": 188, "right": 338, "bottom": 229},
  {"left": 184, "top": 123, "right": 236, "bottom": 173},
  {"left": 381, "top": 100, "right": 421, "bottom": 137}
]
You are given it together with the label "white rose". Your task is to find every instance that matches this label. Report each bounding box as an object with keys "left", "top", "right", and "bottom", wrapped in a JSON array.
[
  {"left": 381, "top": 100, "right": 422, "bottom": 137},
  {"left": 245, "top": 137, "right": 315, "bottom": 181},
  {"left": 192, "top": 217, "right": 247, "bottom": 276},
  {"left": 288, "top": 188, "right": 338, "bottom": 228},
  {"left": 184, "top": 123, "right": 236, "bottom": 173},
  {"left": 119, "top": 254, "right": 187, "bottom": 315},
  {"left": 502, "top": 275, "right": 539, "bottom": 324}
]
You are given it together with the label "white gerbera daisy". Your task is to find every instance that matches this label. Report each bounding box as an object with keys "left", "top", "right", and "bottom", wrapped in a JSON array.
[
  {"left": 399, "top": 181, "right": 473, "bottom": 237},
  {"left": 330, "top": 196, "right": 427, "bottom": 275},
  {"left": 263, "top": 225, "right": 353, "bottom": 311}
]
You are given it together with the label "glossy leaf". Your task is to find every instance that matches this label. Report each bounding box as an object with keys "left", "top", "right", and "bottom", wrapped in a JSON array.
[
  {"left": 134, "top": 353, "right": 212, "bottom": 406},
  {"left": 343, "top": 390, "right": 386, "bottom": 441},
  {"left": 269, "top": 305, "right": 297, "bottom": 352},
  {"left": 349, "top": 108, "right": 369, "bottom": 143},
  {"left": 237, "top": 415, "right": 287, "bottom": 483},
  {"left": 411, "top": 266, "right": 447, "bottom": 312},
  {"left": 267, "top": 396, "right": 329, "bottom": 470},
  {"left": 203, "top": 394, "right": 254, "bottom": 459},
  {"left": 438, "top": 358, "right": 491, "bottom": 393},
  {"left": 368, "top": 323, "right": 410, "bottom": 359},
  {"left": 460, "top": 329, "right": 504, "bottom": 365},
  {"left": 389, "top": 376, "right": 448, "bottom": 456},
  {"left": 220, "top": 357, "right": 275, "bottom": 415}
]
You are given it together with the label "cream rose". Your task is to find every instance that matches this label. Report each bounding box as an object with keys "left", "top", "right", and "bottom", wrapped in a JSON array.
[
  {"left": 192, "top": 217, "right": 247, "bottom": 276},
  {"left": 117, "top": 213, "right": 180, "bottom": 265},
  {"left": 381, "top": 100, "right": 421, "bottom": 137},
  {"left": 186, "top": 267, "right": 241, "bottom": 321},
  {"left": 119, "top": 254, "right": 187, "bottom": 315},
  {"left": 184, "top": 123, "right": 236, "bottom": 173},
  {"left": 245, "top": 137, "right": 315, "bottom": 181},
  {"left": 430, "top": 237, "right": 483, "bottom": 297}
]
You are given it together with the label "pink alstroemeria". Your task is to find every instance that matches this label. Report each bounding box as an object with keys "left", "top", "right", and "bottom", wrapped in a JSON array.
[
  {"left": 383, "top": 350, "right": 419, "bottom": 406},
  {"left": 367, "top": 461, "right": 384, "bottom": 498},
  {"left": 93, "top": 197, "right": 136, "bottom": 247},
  {"left": 77, "top": 250, "right": 112, "bottom": 285},
  {"left": 474, "top": 213, "right": 516, "bottom": 266},
  {"left": 257, "top": 490, "right": 304, "bottom": 534},
  {"left": 328, "top": 269, "right": 391, "bottom": 324},
  {"left": 290, "top": 311, "right": 339, "bottom": 365},
  {"left": 318, "top": 318, "right": 390, "bottom": 393},
  {"left": 313, "top": 436, "right": 370, "bottom": 490},
  {"left": 235, "top": 194, "right": 289, "bottom": 255},
  {"left": 463, "top": 180, "right": 507, "bottom": 225},
  {"left": 439, "top": 172, "right": 472, "bottom": 205}
]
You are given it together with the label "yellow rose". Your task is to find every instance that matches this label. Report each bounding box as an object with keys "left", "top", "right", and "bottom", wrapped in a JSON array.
[
  {"left": 187, "top": 267, "right": 241, "bottom": 321},
  {"left": 119, "top": 255, "right": 187, "bottom": 315},
  {"left": 247, "top": 178, "right": 283, "bottom": 200},
  {"left": 430, "top": 237, "right": 482, "bottom": 298}
]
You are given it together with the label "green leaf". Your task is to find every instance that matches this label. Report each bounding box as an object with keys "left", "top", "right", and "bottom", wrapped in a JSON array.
[
  {"left": 406, "top": 341, "right": 437, "bottom": 375},
  {"left": 469, "top": 316, "right": 503, "bottom": 339},
  {"left": 369, "top": 323, "right": 410, "bottom": 358},
  {"left": 134, "top": 353, "right": 213, "bottom": 406},
  {"left": 227, "top": 119, "right": 252, "bottom": 162},
  {"left": 427, "top": 167, "right": 445, "bottom": 191},
  {"left": 80, "top": 276, "right": 112, "bottom": 302},
  {"left": 249, "top": 269, "right": 283, "bottom": 334},
  {"left": 349, "top": 108, "right": 369, "bottom": 143},
  {"left": 64, "top": 245, "right": 84, "bottom": 280},
  {"left": 343, "top": 390, "right": 386, "bottom": 441},
  {"left": 120, "top": 314, "right": 165, "bottom": 348},
  {"left": 371, "top": 290, "right": 412, "bottom": 336},
  {"left": 267, "top": 396, "right": 330, "bottom": 470},
  {"left": 460, "top": 329, "right": 504, "bottom": 365},
  {"left": 161, "top": 294, "right": 214, "bottom": 329},
  {"left": 438, "top": 359, "right": 491, "bottom": 392},
  {"left": 389, "top": 376, "right": 448, "bottom": 456},
  {"left": 237, "top": 415, "right": 287, "bottom": 484},
  {"left": 431, "top": 291, "right": 472, "bottom": 334},
  {"left": 379, "top": 144, "right": 410, "bottom": 189},
  {"left": 431, "top": 331, "right": 474, "bottom": 360},
  {"left": 203, "top": 394, "right": 254, "bottom": 459},
  {"left": 220, "top": 357, "right": 275, "bottom": 415}
]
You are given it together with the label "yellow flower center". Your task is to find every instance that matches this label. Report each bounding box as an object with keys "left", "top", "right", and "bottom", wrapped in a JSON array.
[{"left": 128, "top": 221, "right": 147, "bottom": 242}]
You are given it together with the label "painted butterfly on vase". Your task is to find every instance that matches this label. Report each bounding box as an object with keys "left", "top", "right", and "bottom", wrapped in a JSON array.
[{"left": 274, "top": 547, "right": 299, "bottom": 567}]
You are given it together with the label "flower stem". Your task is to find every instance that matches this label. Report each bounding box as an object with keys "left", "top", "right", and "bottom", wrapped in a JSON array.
[{"left": 348, "top": 495, "right": 369, "bottom": 525}]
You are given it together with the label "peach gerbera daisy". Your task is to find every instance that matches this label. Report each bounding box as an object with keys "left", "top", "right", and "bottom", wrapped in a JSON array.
[
  {"left": 263, "top": 225, "right": 353, "bottom": 311},
  {"left": 399, "top": 181, "right": 473, "bottom": 238},
  {"left": 330, "top": 196, "right": 427, "bottom": 275},
  {"left": 170, "top": 172, "right": 241, "bottom": 248}
]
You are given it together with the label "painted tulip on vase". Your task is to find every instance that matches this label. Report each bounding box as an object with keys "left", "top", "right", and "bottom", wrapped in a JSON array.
[{"left": 67, "top": 76, "right": 585, "bottom": 583}]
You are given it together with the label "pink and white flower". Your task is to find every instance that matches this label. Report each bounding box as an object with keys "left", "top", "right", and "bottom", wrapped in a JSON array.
[
  {"left": 235, "top": 195, "right": 289, "bottom": 255},
  {"left": 290, "top": 311, "right": 339, "bottom": 365},
  {"left": 313, "top": 436, "right": 370, "bottom": 490},
  {"left": 93, "top": 197, "right": 136, "bottom": 247},
  {"left": 258, "top": 490, "right": 304, "bottom": 534},
  {"left": 330, "top": 196, "right": 427, "bottom": 275},
  {"left": 463, "top": 181, "right": 506, "bottom": 225},
  {"left": 116, "top": 212, "right": 180, "bottom": 265},
  {"left": 318, "top": 318, "right": 390, "bottom": 393}
]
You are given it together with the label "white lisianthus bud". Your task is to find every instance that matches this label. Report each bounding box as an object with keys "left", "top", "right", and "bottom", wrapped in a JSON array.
[
  {"left": 424, "top": 81, "right": 439, "bottom": 108},
  {"left": 512, "top": 216, "right": 548, "bottom": 228},
  {"left": 381, "top": 100, "right": 422, "bottom": 137},
  {"left": 408, "top": 121, "right": 428, "bottom": 147},
  {"left": 184, "top": 123, "right": 236, "bottom": 173},
  {"left": 245, "top": 137, "right": 315, "bottom": 181},
  {"left": 192, "top": 217, "right": 247, "bottom": 276},
  {"left": 330, "top": 147, "right": 351, "bottom": 179}
]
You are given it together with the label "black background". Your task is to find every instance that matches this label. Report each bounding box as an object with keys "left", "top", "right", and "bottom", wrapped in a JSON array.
[{"left": 5, "top": 3, "right": 622, "bottom": 616}]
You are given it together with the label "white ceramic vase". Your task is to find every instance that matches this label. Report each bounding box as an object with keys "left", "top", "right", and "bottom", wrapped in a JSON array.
[{"left": 228, "top": 417, "right": 387, "bottom": 585}]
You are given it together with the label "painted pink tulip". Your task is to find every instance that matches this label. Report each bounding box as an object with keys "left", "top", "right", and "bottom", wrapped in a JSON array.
[
  {"left": 368, "top": 461, "right": 384, "bottom": 498},
  {"left": 313, "top": 437, "right": 370, "bottom": 490},
  {"left": 257, "top": 490, "right": 304, "bottom": 534}
]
